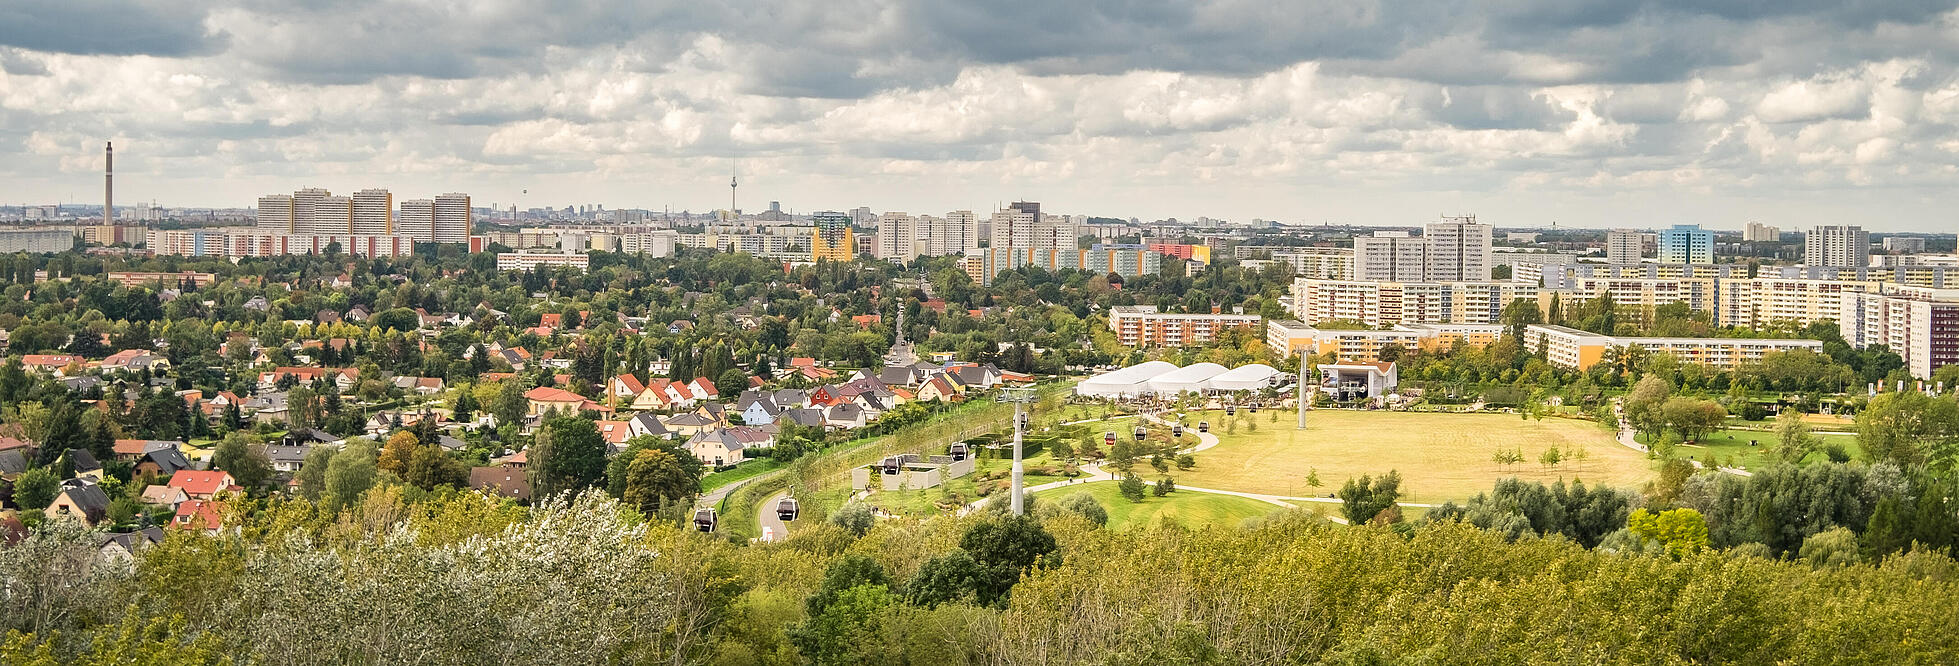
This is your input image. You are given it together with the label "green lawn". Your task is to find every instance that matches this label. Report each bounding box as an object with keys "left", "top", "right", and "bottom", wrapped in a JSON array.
[
  {"left": 702, "top": 459, "right": 784, "bottom": 493},
  {"left": 1046, "top": 482, "right": 1287, "bottom": 531},
  {"left": 1655, "top": 426, "right": 1862, "bottom": 471},
  {"left": 1170, "top": 410, "right": 1654, "bottom": 503}
]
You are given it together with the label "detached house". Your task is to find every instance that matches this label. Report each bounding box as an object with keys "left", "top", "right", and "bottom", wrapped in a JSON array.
[
  {"left": 168, "top": 470, "right": 239, "bottom": 500},
  {"left": 46, "top": 480, "right": 111, "bottom": 527}
]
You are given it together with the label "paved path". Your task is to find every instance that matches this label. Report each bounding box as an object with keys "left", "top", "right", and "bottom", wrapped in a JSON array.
[
  {"left": 962, "top": 410, "right": 1445, "bottom": 521},
  {"left": 756, "top": 489, "right": 791, "bottom": 542},
  {"left": 696, "top": 469, "right": 782, "bottom": 510},
  {"left": 1613, "top": 399, "right": 1749, "bottom": 476}
]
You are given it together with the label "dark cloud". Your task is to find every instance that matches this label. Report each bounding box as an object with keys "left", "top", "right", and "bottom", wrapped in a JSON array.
[{"left": 0, "top": 0, "right": 227, "bottom": 57}]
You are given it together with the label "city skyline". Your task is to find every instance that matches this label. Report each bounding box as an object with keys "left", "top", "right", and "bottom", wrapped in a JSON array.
[{"left": 4, "top": 2, "right": 1959, "bottom": 231}]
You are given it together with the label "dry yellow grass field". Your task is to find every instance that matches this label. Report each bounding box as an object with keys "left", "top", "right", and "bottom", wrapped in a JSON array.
[{"left": 1173, "top": 410, "right": 1656, "bottom": 503}]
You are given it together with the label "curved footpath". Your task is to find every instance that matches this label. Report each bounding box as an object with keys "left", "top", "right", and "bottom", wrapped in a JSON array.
[
  {"left": 964, "top": 410, "right": 1433, "bottom": 525},
  {"left": 1612, "top": 399, "right": 1752, "bottom": 477}
]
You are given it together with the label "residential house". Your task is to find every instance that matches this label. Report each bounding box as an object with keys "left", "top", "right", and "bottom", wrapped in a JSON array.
[
  {"left": 779, "top": 408, "right": 827, "bottom": 429},
  {"left": 266, "top": 444, "right": 309, "bottom": 474},
  {"left": 0, "top": 449, "right": 27, "bottom": 482},
  {"left": 469, "top": 466, "right": 531, "bottom": 501},
  {"left": 101, "top": 349, "right": 169, "bottom": 372},
  {"left": 65, "top": 449, "right": 103, "bottom": 481},
  {"left": 916, "top": 374, "right": 962, "bottom": 402},
  {"left": 684, "top": 429, "right": 746, "bottom": 467},
  {"left": 594, "top": 420, "right": 633, "bottom": 453},
  {"left": 392, "top": 376, "right": 446, "bottom": 395},
  {"left": 525, "top": 386, "right": 603, "bottom": 417},
  {"left": 737, "top": 391, "right": 780, "bottom": 426},
  {"left": 45, "top": 480, "right": 111, "bottom": 526},
  {"left": 242, "top": 296, "right": 271, "bottom": 312},
  {"left": 140, "top": 484, "right": 189, "bottom": 510},
  {"left": 686, "top": 377, "right": 720, "bottom": 401},
  {"left": 172, "top": 499, "right": 224, "bottom": 534},
  {"left": 21, "top": 354, "right": 79, "bottom": 375},
  {"left": 607, "top": 374, "right": 648, "bottom": 406},
  {"left": 825, "top": 403, "right": 869, "bottom": 429},
  {"left": 626, "top": 413, "right": 671, "bottom": 440},
  {"left": 663, "top": 412, "right": 718, "bottom": 437},
  {"left": 168, "top": 470, "right": 238, "bottom": 500},
  {"left": 135, "top": 447, "right": 193, "bottom": 478},
  {"left": 96, "top": 527, "right": 166, "bottom": 563}
]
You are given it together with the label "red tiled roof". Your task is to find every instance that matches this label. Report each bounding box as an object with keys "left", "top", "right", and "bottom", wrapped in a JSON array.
[
  {"left": 168, "top": 470, "right": 236, "bottom": 497},
  {"left": 524, "top": 386, "right": 585, "bottom": 403}
]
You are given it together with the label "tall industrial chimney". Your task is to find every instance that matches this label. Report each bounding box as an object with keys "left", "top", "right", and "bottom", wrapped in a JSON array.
[{"left": 104, "top": 142, "right": 113, "bottom": 223}]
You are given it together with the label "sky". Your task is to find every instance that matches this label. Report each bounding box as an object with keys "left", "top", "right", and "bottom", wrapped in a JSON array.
[{"left": 2, "top": 1, "right": 1958, "bottom": 232}]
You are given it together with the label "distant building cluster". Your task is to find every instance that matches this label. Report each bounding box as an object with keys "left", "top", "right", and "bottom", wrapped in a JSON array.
[{"left": 256, "top": 188, "right": 470, "bottom": 243}]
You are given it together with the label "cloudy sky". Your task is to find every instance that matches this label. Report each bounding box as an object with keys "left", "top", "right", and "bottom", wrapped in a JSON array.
[{"left": 3, "top": 0, "right": 1958, "bottom": 231}]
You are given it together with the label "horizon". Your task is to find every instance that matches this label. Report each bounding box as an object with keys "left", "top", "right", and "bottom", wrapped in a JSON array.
[{"left": 5, "top": 2, "right": 1959, "bottom": 232}]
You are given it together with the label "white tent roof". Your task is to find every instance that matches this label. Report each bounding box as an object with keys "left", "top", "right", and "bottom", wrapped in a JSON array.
[
  {"left": 1076, "top": 361, "right": 1180, "bottom": 398},
  {"left": 1147, "top": 362, "right": 1229, "bottom": 395},
  {"left": 1209, "top": 364, "right": 1280, "bottom": 391}
]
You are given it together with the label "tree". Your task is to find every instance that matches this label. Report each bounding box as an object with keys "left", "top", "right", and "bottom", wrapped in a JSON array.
[
  {"left": 323, "top": 439, "right": 379, "bottom": 511},
  {"left": 1857, "top": 391, "right": 1959, "bottom": 469},
  {"left": 1175, "top": 453, "right": 1195, "bottom": 470},
  {"left": 1051, "top": 492, "right": 1108, "bottom": 526},
  {"left": 1118, "top": 473, "right": 1146, "bottom": 503},
  {"left": 830, "top": 501, "right": 875, "bottom": 536},
  {"left": 715, "top": 369, "right": 748, "bottom": 400},
  {"left": 13, "top": 468, "right": 58, "bottom": 510},
  {"left": 402, "top": 445, "right": 468, "bottom": 490},
  {"left": 1661, "top": 397, "right": 1726, "bottom": 442},
  {"left": 1622, "top": 375, "right": 1672, "bottom": 440},
  {"left": 377, "top": 431, "right": 420, "bottom": 476},
  {"left": 493, "top": 381, "right": 528, "bottom": 429},
  {"left": 958, "top": 516, "right": 1058, "bottom": 606},
  {"left": 1337, "top": 470, "right": 1402, "bottom": 524},
  {"left": 211, "top": 433, "right": 273, "bottom": 491},
  {"left": 1154, "top": 476, "right": 1175, "bottom": 496},
  {"left": 1626, "top": 507, "right": 1709, "bottom": 559},
  {"left": 1798, "top": 527, "right": 1863, "bottom": 568},
  {"left": 905, "top": 549, "right": 984, "bottom": 608},
  {"left": 1538, "top": 447, "right": 1563, "bottom": 469},
  {"left": 294, "top": 446, "right": 338, "bottom": 500},
  {"left": 1772, "top": 409, "right": 1817, "bottom": 463},
  {"left": 620, "top": 448, "right": 696, "bottom": 515},
  {"left": 451, "top": 389, "right": 478, "bottom": 422},
  {"left": 1305, "top": 468, "right": 1322, "bottom": 491},
  {"left": 529, "top": 415, "right": 608, "bottom": 499}
]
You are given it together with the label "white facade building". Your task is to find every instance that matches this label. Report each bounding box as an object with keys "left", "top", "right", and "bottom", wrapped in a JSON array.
[
  {"left": 1805, "top": 225, "right": 1870, "bottom": 268},
  {"left": 1605, "top": 229, "right": 1643, "bottom": 265}
]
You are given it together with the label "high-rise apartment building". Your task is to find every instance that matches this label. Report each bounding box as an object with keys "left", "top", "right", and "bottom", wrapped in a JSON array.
[
  {"left": 290, "top": 188, "right": 330, "bottom": 235},
  {"left": 352, "top": 188, "right": 393, "bottom": 235},
  {"left": 398, "top": 199, "right": 434, "bottom": 241},
  {"left": 1353, "top": 232, "right": 1428, "bottom": 281},
  {"left": 433, "top": 193, "right": 471, "bottom": 243},
  {"left": 1805, "top": 225, "right": 1869, "bottom": 267},
  {"left": 811, "top": 211, "right": 855, "bottom": 262},
  {"left": 256, "top": 195, "right": 294, "bottom": 232},
  {"left": 875, "top": 211, "right": 917, "bottom": 261},
  {"left": 307, "top": 195, "right": 354, "bottom": 235},
  {"left": 1840, "top": 287, "right": 1959, "bottom": 380},
  {"left": 931, "top": 211, "right": 980, "bottom": 256},
  {"left": 1656, "top": 224, "right": 1713, "bottom": 264},
  {"left": 1884, "top": 237, "right": 1927, "bottom": 254},
  {"left": 982, "top": 202, "right": 1076, "bottom": 277},
  {"left": 1605, "top": 229, "right": 1644, "bottom": 264},
  {"left": 1744, "top": 222, "right": 1780, "bottom": 242},
  {"left": 1424, "top": 217, "right": 1494, "bottom": 281}
]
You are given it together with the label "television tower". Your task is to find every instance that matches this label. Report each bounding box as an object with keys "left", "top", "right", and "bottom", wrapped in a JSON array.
[
  {"left": 103, "top": 142, "right": 113, "bottom": 223},
  {"left": 728, "top": 164, "right": 738, "bottom": 223}
]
